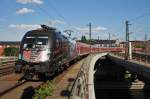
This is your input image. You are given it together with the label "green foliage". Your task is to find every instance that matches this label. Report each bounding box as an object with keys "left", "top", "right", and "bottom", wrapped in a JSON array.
[
  {"left": 80, "top": 35, "right": 90, "bottom": 44},
  {"left": 4, "top": 47, "right": 19, "bottom": 56},
  {"left": 124, "top": 71, "right": 131, "bottom": 81},
  {"left": 81, "top": 36, "right": 87, "bottom": 42},
  {"left": 33, "top": 81, "right": 54, "bottom": 99},
  {"left": 134, "top": 45, "right": 145, "bottom": 49}
]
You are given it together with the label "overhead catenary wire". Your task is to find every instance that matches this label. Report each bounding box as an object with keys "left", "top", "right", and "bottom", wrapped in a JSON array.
[
  {"left": 33, "top": 1, "right": 94, "bottom": 39},
  {"left": 44, "top": 0, "right": 84, "bottom": 34},
  {"left": 46, "top": 0, "right": 67, "bottom": 23},
  {"left": 126, "top": 11, "right": 150, "bottom": 41},
  {"left": 129, "top": 12, "right": 150, "bottom": 22},
  {"left": 130, "top": 22, "right": 150, "bottom": 35},
  {"left": 33, "top": 3, "right": 55, "bottom": 20},
  {"left": 33, "top": 1, "right": 80, "bottom": 33}
]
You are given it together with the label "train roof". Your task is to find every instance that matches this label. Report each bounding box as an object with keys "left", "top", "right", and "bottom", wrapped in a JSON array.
[
  {"left": 23, "top": 25, "right": 76, "bottom": 43},
  {"left": 61, "top": 32, "right": 69, "bottom": 38},
  {"left": 24, "top": 30, "right": 53, "bottom": 37},
  {"left": 24, "top": 25, "right": 61, "bottom": 37}
]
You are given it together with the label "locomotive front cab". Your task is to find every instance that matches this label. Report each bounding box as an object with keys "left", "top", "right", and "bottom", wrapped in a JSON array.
[
  {"left": 21, "top": 31, "right": 52, "bottom": 63},
  {"left": 15, "top": 30, "right": 54, "bottom": 75},
  {"left": 22, "top": 36, "right": 49, "bottom": 63}
]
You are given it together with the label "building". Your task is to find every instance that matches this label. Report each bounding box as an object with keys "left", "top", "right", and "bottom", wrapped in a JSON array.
[
  {"left": 146, "top": 40, "right": 150, "bottom": 54},
  {"left": 91, "top": 39, "right": 120, "bottom": 47},
  {"left": 0, "top": 41, "right": 20, "bottom": 56},
  {"left": 120, "top": 40, "right": 150, "bottom": 53}
]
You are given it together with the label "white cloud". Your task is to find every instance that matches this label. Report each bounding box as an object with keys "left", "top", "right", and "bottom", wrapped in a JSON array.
[
  {"left": 16, "top": 0, "right": 43, "bottom": 4},
  {"left": 16, "top": 8, "right": 35, "bottom": 14},
  {"left": 74, "top": 26, "right": 107, "bottom": 34},
  {"left": 48, "top": 19, "right": 65, "bottom": 26},
  {"left": 9, "top": 24, "right": 40, "bottom": 30}
]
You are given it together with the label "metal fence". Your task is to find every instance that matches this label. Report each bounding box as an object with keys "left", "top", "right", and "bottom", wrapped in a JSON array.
[{"left": 112, "top": 52, "right": 150, "bottom": 64}]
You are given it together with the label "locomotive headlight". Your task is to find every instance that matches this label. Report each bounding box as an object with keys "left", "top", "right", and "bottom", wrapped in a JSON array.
[
  {"left": 39, "top": 50, "right": 49, "bottom": 62},
  {"left": 18, "top": 53, "right": 22, "bottom": 60}
]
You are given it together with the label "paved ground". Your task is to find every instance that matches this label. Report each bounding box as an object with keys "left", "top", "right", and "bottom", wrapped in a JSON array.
[
  {"left": 129, "top": 59, "right": 150, "bottom": 67},
  {"left": 95, "top": 81, "right": 145, "bottom": 90},
  {"left": 46, "top": 59, "right": 84, "bottom": 99},
  {"left": 113, "top": 54, "right": 150, "bottom": 67}
]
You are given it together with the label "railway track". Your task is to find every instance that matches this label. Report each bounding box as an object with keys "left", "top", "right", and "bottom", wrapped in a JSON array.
[
  {"left": 0, "top": 63, "right": 15, "bottom": 77},
  {"left": 0, "top": 80, "right": 43, "bottom": 99},
  {"left": 0, "top": 71, "right": 65, "bottom": 99},
  {"left": 0, "top": 58, "right": 84, "bottom": 99},
  {"left": 0, "top": 72, "right": 47, "bottom": 98},
  {"left": 0, "top": 80, "right": 27, "bottom": 96}
]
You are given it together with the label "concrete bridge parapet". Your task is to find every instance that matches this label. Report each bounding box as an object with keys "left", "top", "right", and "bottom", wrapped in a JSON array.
[{"left": 69, "top": 53, "right": 107, "bottom": 99}]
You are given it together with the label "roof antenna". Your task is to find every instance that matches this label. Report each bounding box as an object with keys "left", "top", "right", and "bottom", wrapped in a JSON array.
[{"left": 41, "top": 24, "right": 56, "bottom": 30}]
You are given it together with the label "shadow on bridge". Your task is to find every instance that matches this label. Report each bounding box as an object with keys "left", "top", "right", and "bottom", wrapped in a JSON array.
[
  {"left": 60, "top": 78, "right": 75, "bottom": 97},
  {"left": 94, "top": 56, "right": 150, "bottom": 99}
]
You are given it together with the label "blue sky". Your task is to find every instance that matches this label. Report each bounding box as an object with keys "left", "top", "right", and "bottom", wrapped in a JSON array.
[{"left": 0, "top": 0, "right": 150, "bottom": 41}]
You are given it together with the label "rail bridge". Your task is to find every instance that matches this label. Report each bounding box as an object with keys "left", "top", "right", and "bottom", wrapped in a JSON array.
[
  {"left": 0, "top": 51, "right": 150, "bottom": 99},
  {"left": 69, "top": 52, "right": 150, "bottom": 99}
]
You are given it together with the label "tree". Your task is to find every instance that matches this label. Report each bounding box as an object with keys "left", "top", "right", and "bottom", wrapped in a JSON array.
[
  {"left": 80, "top": 36, "right": 90, "bottom": 44},
  {"left": 3, "top": 47, "right": 19, "bottom": 56},
  {"left": 81, "top": 36, "right": 87, "bottom": 43},
  {"left": 134, "top": 45, "right": 145, "bottom": 49}
]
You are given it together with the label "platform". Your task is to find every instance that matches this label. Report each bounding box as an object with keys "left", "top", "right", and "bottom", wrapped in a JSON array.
[{"left": 46, "top": 59, "right": 84, "bottom": 99}]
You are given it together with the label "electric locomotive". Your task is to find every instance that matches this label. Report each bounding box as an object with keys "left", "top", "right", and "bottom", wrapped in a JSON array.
[{"left": 15, "top": 25, "right": 77, "bottom": 79}]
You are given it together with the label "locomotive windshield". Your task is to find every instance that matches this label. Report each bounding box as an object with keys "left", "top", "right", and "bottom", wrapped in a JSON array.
[{"left": 23, "top": 36, "right": 48, "bottom": 49}]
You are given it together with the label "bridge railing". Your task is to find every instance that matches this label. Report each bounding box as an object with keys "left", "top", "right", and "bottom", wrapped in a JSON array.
[{"left": 112, "top": 52, "right": 150, "bottom": 64}]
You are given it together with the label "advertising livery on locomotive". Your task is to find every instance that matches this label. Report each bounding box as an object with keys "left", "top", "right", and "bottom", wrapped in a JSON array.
[{"left": 15, "top": 25, "right": 77, "bottom": 79}]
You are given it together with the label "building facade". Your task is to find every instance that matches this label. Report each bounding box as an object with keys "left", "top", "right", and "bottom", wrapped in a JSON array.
[
  {"left": 146, "top": 40, "right": 150, "bottom": 54},
  {"left": 91, "top": 39, "right": 120, "bottom": 47}
]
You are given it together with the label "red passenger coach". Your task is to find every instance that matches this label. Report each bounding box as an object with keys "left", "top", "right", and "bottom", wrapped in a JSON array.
[
  {"left": 76, "top": 42, "right": 124, "bottom": 55},
  {"left": 76, "top": 42, "right": 91, "bottom": 56}
]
